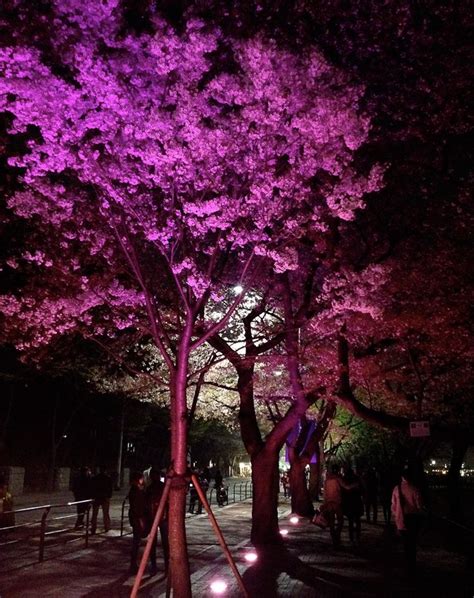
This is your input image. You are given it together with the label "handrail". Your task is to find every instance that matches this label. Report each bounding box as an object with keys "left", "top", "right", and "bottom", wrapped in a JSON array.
[{"left": 0, "top": 499, "right": 93, "bottom": 562}]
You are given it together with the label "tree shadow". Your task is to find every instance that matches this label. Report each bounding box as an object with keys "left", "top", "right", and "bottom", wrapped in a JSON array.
[
  {"left": 81, "top": 571, "right": 167, "bottom": 597},
  {"left": 242, "top": 544, "right": 360, "bottom": 597}
]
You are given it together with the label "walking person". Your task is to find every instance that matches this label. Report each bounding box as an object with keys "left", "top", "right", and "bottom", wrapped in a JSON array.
[
  {"left": 196, "top": 469, "right": 209, "bottom": 513},
  {"left": 391, "top": 464, "right": 424, "bottom": 576},
  {"left": 146, "top": 468, "right": 169, "bottom": 575},
  {"left": 323, "top": 464, "right": 354, "bottom": 548},
  {"left": 281, "top": 471, "right": 290, "bottom": 498},
  {"left": 342, "top": 466, "right": 364, "bottom": 546},
  {"left": 188, "top": 468, "right": 200, "bottom": 514},
  {"left": 214, "top": 469, "right": 227, "bottom": 506},
  {"left": 128, "top": 471, "right": 155, "bottom": 575},
  {"left": 380, "top": 468, "right": 396, "bottom": 525},
  {"left": 362, "top": 466, "right": 379, "bottom": 523},
  {"left": 72, "top": 466, "right": 92, "bottom": 529},
  {"left": 90, "top": 466, "right": 112, "bottom": 534},
  {"left": 214, "top": 468, "right": 223, "bottom": 489}
]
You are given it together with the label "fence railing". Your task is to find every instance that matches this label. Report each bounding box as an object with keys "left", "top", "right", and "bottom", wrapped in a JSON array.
[
  {"left": 1, "top": 480, "right": 253, "bottom": 561},
  {"left": 0, "top": 499, "right": 92, "bottom": 563}
]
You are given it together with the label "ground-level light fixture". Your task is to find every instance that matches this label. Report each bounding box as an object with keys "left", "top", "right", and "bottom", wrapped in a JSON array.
[
  {"left": 290, "top": 516, "right": 299, "bottom": 524},
  {"left": 244, "top": 551, "right": 258, "bottom": 563},
  {"left": 210, "top": 579, "right": 228, "bottom": 594},
  {"left": 280, "top": 528, "right": 289, "bottom": 536}
]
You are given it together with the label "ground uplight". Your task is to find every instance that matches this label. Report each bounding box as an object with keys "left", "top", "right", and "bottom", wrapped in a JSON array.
[
  {"left": 210, "top": 579, "right": 228, "bottom": 594},
  {"left": 244, "top": 551, "right": 258, "bottom": 563},
  {"left": 280, "top": 528, "right": 289, "bottom": 536},
  {"left": 290, "top": 516, "right": 299, "bottom": 524}
]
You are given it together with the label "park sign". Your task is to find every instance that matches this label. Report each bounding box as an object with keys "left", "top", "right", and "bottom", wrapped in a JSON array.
[{"left": 409, "top": 420, "right": 431, "bottom": 438}]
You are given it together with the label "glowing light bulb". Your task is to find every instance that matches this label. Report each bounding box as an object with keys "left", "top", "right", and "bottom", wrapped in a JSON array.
[
  {"left": 244, "top": 551, "right": 258, "bottom": 563},
  {"left": 233, "top": 285, "right": 244, "bottom": 294},
  {"left": 290, "top": 516, "right": 299, "bottom": 524},
  {"left": 210, "top": 580, "right": 227, "bottom": 594},
  {"left": 280, "top": 528, "right": 289, "bottom": 536}
]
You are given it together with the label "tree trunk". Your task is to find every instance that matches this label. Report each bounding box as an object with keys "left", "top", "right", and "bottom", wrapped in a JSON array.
[
  {"left": 251, "top": 447, "right": 282, "bottom": 546},
  {"left": 168, "top": 338, "right": 192, "bottom": 597},
  {"left": 47, "top": 392, "right": 59, "bottom": 491},
  {"left": 289, "top": 457, "right": 314, "bottom": 517},
  {"left": 0, "top": 384, "right": 14, "bottom": 452},
  {"left": 308, "top": 446, "right": 320, "bottom": 501},
  {"left": 447, "top": 431, "right": 469, "bottom": 521},
  {"left": 115, "top": 396, "right": 125, "bottom": 489}
]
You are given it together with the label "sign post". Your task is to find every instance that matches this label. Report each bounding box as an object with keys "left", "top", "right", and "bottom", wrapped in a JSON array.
[{"left": 409, "top": 420, "right": 430, "bottom": 438}]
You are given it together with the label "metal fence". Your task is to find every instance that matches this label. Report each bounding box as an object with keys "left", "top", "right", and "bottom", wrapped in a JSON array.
[
  {"left": 208, "top": 481, "right": 253, "bottom": 506},
  {"left": 0, "top": 480, "right": 254, "bottom": 563},
  {"left": 0, "top": 499, "right": 92, "bottom": 563}
]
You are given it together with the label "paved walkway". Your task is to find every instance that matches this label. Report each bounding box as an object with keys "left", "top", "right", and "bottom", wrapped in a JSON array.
[{"left": 0, "top": 496, "right": 472, "bottom": 597}]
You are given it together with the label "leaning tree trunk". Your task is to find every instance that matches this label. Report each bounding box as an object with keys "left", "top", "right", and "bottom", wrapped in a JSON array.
[
  {"left": 251, "top": 446, "right": 282, "bottom": 546},
  {"left": 168, "top": 346, "right": 192, "bottom": 597}
]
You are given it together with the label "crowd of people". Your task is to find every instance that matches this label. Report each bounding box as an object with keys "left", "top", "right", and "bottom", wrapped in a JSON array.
[
  {"left": 70, "top": 464, "right": 228, "bottom": 576},
  {"left": 4, "top": 459, "right": 425, "bottom": 579},
  {"left": 71, "top": 466, "right": 113, "bottom": 533},
  {"left": 314, "top": 462, "right": 425, "bottom": 576},
  {"left": 188, "top": 467, "right": 227, "bottom": 514},
  {"left": 72, "top": 465, "right": 169, "bottom": 576}
]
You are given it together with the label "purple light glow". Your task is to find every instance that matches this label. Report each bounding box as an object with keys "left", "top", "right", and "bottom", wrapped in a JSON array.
[
  {"left": 290, "top": 516, "right": 299, "bottom": 524},
  {"left": 280, "top": 528, "right": 289, "bottom": 536}
]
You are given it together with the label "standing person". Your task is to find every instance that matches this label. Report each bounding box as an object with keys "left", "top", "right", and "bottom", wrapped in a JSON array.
[
  {"left": 391, "top": 464, "right": 424, "bottom": 575},
  {"left": 214, "top": 469, "right": 227, "bottom": 506},
  {"left": 202, "top": 466, "right": 211, "bottom": 486},
  {"left": 380, "top": 468, "right": 396, "bottom": 525},
  {"left": 90, "top": 466, "right": 113, "bottom": 534},
  {"left": 72, "top": 466, "right": 92, "bottom": 529},
  {"left": 128, "top": 471, "right": 155, "bottom": 575},
  {"left": 341, "top": 466, "right": 364, "bottom": 546},
  {"left": 214, "top": 469, "right": 223, "bottom": 489},
  {"left": 362, "top": 467, "right": 379, "bottom": 523},
  {"left": 196, "top": 469, "right": 209, "bottom": 514},
  {"left": 146, "top": 467, "right": 169, "bottom": 575},
  {"left": 323, "top": 464, "right": 354, "bottom": 548}
]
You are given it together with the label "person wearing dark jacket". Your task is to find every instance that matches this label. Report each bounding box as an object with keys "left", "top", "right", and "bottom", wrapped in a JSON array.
[
  {"left": 90, "top": 467, "right": 112, "bottom": 534},
  {"left": 342, "top": 467, "right": 364, "bottom": 545},
  {"left": 72, "top": 466, "right": 92, "bottom": 529},
  {"left": 145, "top": 468, "right": 169, "bottom": 575},
  {"left": 362, "top": 467, "right": 379, "bottom": 523},
  {"left": 128, "top": 471, "right": 155, "bottom": 575}
]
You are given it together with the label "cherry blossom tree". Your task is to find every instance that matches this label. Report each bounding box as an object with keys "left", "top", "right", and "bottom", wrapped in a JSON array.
[{"left": 0, "top": 1, "right": 382, "bottom": 590}]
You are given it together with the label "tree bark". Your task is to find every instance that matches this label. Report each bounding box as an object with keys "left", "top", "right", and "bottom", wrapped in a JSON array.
[
  {"left": 447, "top": 431, "right": 470, "bottom": 521},
  {"left": 250, "top": 446, "right": 282, "bottom": 546},
  {"left": 115, "top": 396, "right": 125, "bottom": 489},
  {"left": 308, "top": 460, "right": 320, "bottom": 501},
  {"left": 47, "top": 391, "right": 59, "bottom": 491},
  {"left": 168, "top": 329, "right": 192, "bottom": 597}
]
